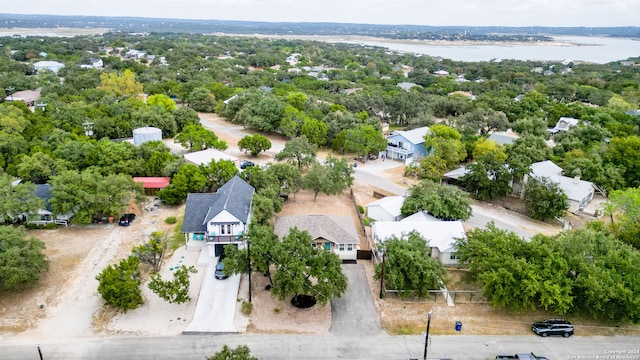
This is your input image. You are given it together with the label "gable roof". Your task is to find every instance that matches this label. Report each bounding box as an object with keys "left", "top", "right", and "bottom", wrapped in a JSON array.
[
  {"left": 366, "top": 196, "right": 404, "bottom": 217},
  {"left": 530, "top": 160, "right": 595, "bottom": 202},
  {"left": 181, "top": 176, "right": 254, "bottom": 233},
  {"left": 389, "top": 126, "right": 431, "bottom": 145},
  {"left": 34, "top": 184, "right": 53, "bottom": 212},
  {"left": 133, "top": 177, "right": 171, "bottom": 189},
  {"left": 274, "top": 215, "right": 359, "bottom": 245},
  {"left": 487, "top": 131, "right": 520, "bottom": 146},
  {"left": 401, "top": 211, "right": 439, "bottom": 222},
  {"left": 372, "top": 221, "right": 465, "bottom": 253}
]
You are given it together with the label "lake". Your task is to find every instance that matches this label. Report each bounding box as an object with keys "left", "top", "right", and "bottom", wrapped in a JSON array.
[{"left": 340, "top": 36, "right": 639, "bottom": 64}]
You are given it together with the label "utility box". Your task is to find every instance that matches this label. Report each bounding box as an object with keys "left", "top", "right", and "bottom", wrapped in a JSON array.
[{"left": 455, "top": 320, "right": 462, "bottom": 331}]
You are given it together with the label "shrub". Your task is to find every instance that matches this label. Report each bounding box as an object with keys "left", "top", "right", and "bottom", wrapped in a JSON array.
[
  {"left": 45, "top": 223, "right": 58, "bottom": 229},
  {"left": 241, "top": 301, "right": 253, "bottom": 315},
  {"left": 357, "top": 205, "right": 365, "bottom": 214},
  {"left": 165, "top": 216, "right": 177, "bottom": 224},
  {"left": 273, "top": 307, "right": 280, "bottom": 313}
]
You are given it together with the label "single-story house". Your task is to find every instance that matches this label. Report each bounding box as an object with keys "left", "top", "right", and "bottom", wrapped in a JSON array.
[
  {"left": 133, "top": 177, "right": 171, "bottom": 196},
  {"left": 527, "top": 160, "right": 598, "bottom": 212},
  {"left": 274, "top": 215, "right": 360, "bottom": 261},
  {"left": 385, "top": 126, "right": 431, "bottom": 164},
  {"left": 401, "top": 210, "right": 439, "bottom": 222},
  {"left": 4, "top": 88, "right": 41, "bottom": 107},
  {"left": 184, "top": 148, "right": 240, "bottom": 167},
  {"left": 397, "top": 82, "right": 422, "bottom": 91},
  {"left": 33, "top": 61, "right": 65, "bottom": 74},
  {"left": 29, "top": 184, "right": 75, "bottom": 226},
  {"left": 371, "top": 221, "right": 466, "bottom": 266},
  {"left": 182, "top": 176, "right": 254, "bottom": 257},
  {"left": 548, "top": 117, "right": 579, "bottom": 134},
  {"left": 366, "top": 196, "right": 404, "bottom": 222}
]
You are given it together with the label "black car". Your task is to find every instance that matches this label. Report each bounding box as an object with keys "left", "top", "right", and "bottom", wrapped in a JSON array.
[
  {"left": 118, "top": 213, "right": 136, "bottom": 226},
  {"left": 240, "top": 160, "right": 255, "bottom": 169},
  {"left": 532, "top": 319, "right": 574, "bottom": 337},
  {"left": 214, "top": 261, "right": 228, "bottom": 280}
]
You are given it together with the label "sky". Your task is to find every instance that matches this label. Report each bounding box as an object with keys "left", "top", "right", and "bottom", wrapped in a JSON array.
[{"left": 3, "top": 0, "right": 638, "bottom": 27}]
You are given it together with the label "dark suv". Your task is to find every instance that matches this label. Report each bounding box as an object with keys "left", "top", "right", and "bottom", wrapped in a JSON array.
[
  {"left": 118, "top": 213, "right": 136, "bottom": 226},
  {"left": 532, "top": 319, "right": 574, "bottom": 337}
]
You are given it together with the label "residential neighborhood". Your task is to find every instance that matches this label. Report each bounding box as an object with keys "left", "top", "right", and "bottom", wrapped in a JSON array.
[{"left": 0, "top": 19, "right": 639, "bottom": 360}]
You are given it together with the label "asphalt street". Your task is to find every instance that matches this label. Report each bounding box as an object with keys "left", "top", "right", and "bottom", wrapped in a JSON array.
[{"left": 3, "top": 334, "right": 637, "bottom": 360}]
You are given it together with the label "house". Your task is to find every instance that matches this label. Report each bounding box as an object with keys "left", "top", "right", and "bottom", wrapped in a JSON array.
[
  {"left": 625, "top": 110, "right": 640, "bottom": 116},
  {"left": 182, "top": 176, "right": 254, "bottom": 257},
  {"left": 33, "top": 61, "right": 65, "bottom": 74},
  {"left": 433, "top": 70, "right": 449, "bottom": 76},
  {"left": 29, "top": 184, "right": 74, "bottom": 226},
  {"left": 274, "top": 215, "right": 360, "bottom": 261},
  {"left": 385, "top": 126, "right": 431, "bottom": 164},
  {"left": 184, "top": 148, "right": 240, "bottom": 167},
  {"left": 133, "top": 177, "right": 171, "bottom": 196},
  {"left": 527, "top": 160, "right": 598, "bottom": 212},
  {"left": 401, "top": 210, "right": 439, "bottom": 222},
  {"left": 548, "top": 117, "right": 579, "bottom": 134},
  {"left": 488, "top": 130, "right": 520, "bottom": 146},
  {"left": 366, "top": 196, "right": 404, "bottom": 222},
  {"left": 448, "top": 91, "right": 476, "bottom": 100},
  {"left": 397, "top": 82, "right": 421, "bottom": 91},
  {"left": 371, "top": 221, "right": 465, "bottom": 266},
  {"left": 4, "top": 88, "right": 41, "bottom": 107}
]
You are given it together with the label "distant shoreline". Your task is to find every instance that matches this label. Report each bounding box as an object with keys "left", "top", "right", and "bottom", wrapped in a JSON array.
[
  {"left": 0, "top": 27, "right": 593, "bottom": 47},
  {"left": 210, "top": 33, "right": 588, "bottom": 47}
]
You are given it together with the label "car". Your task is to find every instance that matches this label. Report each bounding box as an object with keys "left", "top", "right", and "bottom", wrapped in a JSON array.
[
  {"left": 532, "top": 319, "right": 574, "bottom": 337},
  {"left": 214, "top": 261, "right": 228, "bottom": 280},
  {"left": 118, "top": 213, "right": 136, "bottom": 226},
  {"left": 240, "top": 160, "right": 255, "bottom": 169}
]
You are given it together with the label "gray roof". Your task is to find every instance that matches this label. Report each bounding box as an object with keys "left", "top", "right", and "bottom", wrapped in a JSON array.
[
  {"left": 274, "top": 215, "right": 359, "bottom": 245},
  {"left": 34, "top": 184, "right": 53, "bottom": 212},
  {"left": 389, "top": 126, "right": 431, "bottom": 145},
  {"left": 181, "top": 176, "right": 254, "bottom": 233},
  {"left": 488, "top": 131, "right": 519, "bottom": 146}
]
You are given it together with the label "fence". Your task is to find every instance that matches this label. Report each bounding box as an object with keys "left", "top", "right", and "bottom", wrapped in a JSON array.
[{"left": 382, "top": 289, "right": 487, "bottom": 304}]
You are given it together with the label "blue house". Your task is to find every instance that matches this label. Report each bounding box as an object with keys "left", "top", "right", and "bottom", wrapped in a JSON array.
[{"left": 385, "top": 126, "right": 431, "bottom": 164}]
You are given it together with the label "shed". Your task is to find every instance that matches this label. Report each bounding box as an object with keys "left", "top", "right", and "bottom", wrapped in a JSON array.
[{"left": 133, "top": 177, "right": 171, "bottom": 195}]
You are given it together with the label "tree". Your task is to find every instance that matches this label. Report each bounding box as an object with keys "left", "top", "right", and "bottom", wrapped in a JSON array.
[
  {"left": 271, "top": 228, "right": 347, "bottom": 306},
  {"left": 148, "top": 265, "right": 197, "bottom": 304},
  {"left": 0, "top": 174, "right": 44, "bottom": 222},
  {"left": 15, "top": 152, "right": 65, "bottom": 184},
  {"left": 200, "top": 159, "right": 239, "bottom": 191},
  {"left": 401, "top": 180, "right": 472, "bottom": 221},
  {"left": 299, "top": 118, "right": 328, "bottom": 146},
  {"left": 132, "top": 231, "right": 167, "bottom": 272},
  {"left": 98, "top": 69, "right": 143, "bottom": 98},
  {"left": 524, "top": 177, "right": 569, "bottom": 221},
  {"left": 157, "top": 164, "right": 209, "bottom": 205},
  {"left": 207, "top": 345, "right": 257, "bottom": 360},
  {"left": 374, "top": 231, "right": 445, "bottom": 299},
  {"left": 606, "top": 136, "right": 640, "bottom": 188},
  {"left": 344, "top": 125, "right": 387, "bottom": 161},
  {"left": 0, "top": 226, "right": 49, "bottom": 290},
  {"left": 224, "top": 224, "right": 280, "bottom": 286},
  {"left": 175, "top": 125, "right": 228, "bottom": 151},
  {"left": 423, "top": 124, "right": 467, "bottom": 169},
  {"left": 459, "top": 160, "right": 511, "bottom": 201},
  {"left": 265, "top": 163, "right": 302, "bottom": 199},
  {"left": 275, "top": 135, "right": 317, "bottom": 169},
  {"left": 187, "top": 86, "right": 216, "bottom": 112},
  {"left": 96, "top": 256, "right": 143, "bottom": 311},
  {"left": 302, "top": 156, "right": 354, "bottom": 201},
  {"left": 238, "top": 134, "right": 272, "bottom": 157},
  {"left": 172, "top": 106, "right": 200, "bottom": 132},
  {"left": 147, "top": 94, "right": 177, "bottom": 112}
]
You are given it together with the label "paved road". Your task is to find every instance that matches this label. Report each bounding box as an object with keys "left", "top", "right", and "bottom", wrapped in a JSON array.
[
  {"left": 329, "top": 264, "right": 382, "bottom": 335},
  {"left": 3, "top": 334, "right": 636, "bottom": 360}
]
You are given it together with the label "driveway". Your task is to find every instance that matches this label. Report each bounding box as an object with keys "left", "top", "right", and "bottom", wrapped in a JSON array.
[{"left": 329, "top": 264, "right": 383, "bottom": 335}]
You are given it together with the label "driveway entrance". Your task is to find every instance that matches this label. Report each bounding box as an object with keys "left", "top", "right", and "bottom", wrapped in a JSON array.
[{"left": 330, "top": 264, "right": 383, "bottom": 335}]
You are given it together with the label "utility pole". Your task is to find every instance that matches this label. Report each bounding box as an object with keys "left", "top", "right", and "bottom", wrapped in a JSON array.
[
  {"left": 423, "top": 311, "right": 432, "bottom": 360},
  {"left": 378, "top": 251, "right": 386, "bottom": 299},
  {"left": 247, "top": 237, "right": 252, "bottom": 303},
  {"left": 37, "top": 344, "right": 43, "bottom": 360}
]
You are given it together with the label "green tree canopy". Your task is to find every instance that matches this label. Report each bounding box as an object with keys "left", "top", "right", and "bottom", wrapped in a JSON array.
[
  {"left": 401, "top": 180, "right": 472, "bottom": 221},
  {"left": 275, "top": 135, "right": 317, "bottom": 169},
  {"left": 524, "top": 177, "right": 569, "bottom": 221},
  {"left": 96, "top": 256, "right": 143, "bottom": 311},
  {"left": 175, "top": 124, "right": 228, "bottom": 151},
  {"left": 0, "top": 226, "right": 49, "bottom": 290},
  {"left": 238, "top": 134, "right": 272, "bottom": 157}
]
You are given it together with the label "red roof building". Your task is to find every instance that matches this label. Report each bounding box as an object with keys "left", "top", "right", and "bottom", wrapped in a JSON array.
[{"left": 133, "top": 177, "right": 171, "bottom": 195}]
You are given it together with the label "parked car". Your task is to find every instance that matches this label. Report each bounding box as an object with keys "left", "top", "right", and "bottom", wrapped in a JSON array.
[
  {"left": 532, "top": 319, "right": 574, "bottom": 337},
  {"left": 496, "top": 353, "right": 549, "bottom": 360},
  {"left": 214, "top": 261, "right": 228, "bottom": 280},
  {"left": 240, "top": 160, "right": 255, "bottom": 169},
  {"left": 118, "top": 213, "right": 136, "bottom": 226}
]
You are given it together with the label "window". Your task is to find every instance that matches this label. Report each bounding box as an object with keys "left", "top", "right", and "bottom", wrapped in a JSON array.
[
  {"left": 339, "top": 244, "right": 345, "bottom": 251},
  {"left": 450, "top": 253, "right": 458, "bottom": 260},
  {"left": 227, "top": 224, "right": 231, "bottom": 234},
  {"left": 347, "top": 244, "right": 353, "bottom": 251}
]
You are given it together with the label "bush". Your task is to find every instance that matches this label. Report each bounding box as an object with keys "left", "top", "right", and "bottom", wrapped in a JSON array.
[
  {"left": 165, "top": 216, "right": 177, "bottom": 224},
  {"left": 45, "top": 223, "right": 58, "bottom": 229},
  {"left": 357, "top": 205, "right": 365, "bottom": 214},
  {"left": 241, "top": 300, "right": 253, "bottom": 315}
]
